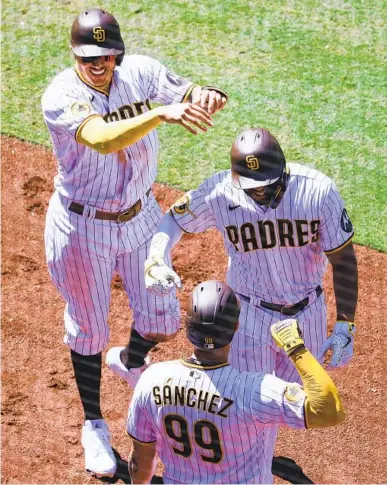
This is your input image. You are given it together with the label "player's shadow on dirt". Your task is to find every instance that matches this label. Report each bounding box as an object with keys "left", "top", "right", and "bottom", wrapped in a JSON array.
[
  {"left": 95, "top": 448, "right": 163, "bottom": 484},
  {"left": 272, "top": 456, "right": 314, "bottom": 484}
]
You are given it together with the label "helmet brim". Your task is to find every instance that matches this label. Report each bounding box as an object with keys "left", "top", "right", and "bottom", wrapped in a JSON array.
[
  {"left": 71, "top": 44, "right": 123, "bottom": 57},
  {"left": 231, "top": 171, "right": 280, "bottom": 189}
]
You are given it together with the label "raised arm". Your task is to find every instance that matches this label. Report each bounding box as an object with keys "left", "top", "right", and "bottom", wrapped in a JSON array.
[
  {"left": 77, "top": 103, "right": 213, "bottom": 154},
  {"left": 271, "top": 319, "right": 346, "bottom": 428}
]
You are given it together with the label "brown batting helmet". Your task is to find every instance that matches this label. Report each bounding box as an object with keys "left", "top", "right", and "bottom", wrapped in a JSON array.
[
  {"left": 231, "top": 128, "right": 286, "bottom": 189},
  {"left": 71, "top": 8, "right": 125, "bottom": 64},
  {"left": 185, "top": 280, "right": 240, "bottom": 350}
]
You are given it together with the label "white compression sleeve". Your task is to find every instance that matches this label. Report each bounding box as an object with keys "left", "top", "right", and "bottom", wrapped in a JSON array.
[{"left": 148, "top": 211, "right": 184, "bottom": 260}]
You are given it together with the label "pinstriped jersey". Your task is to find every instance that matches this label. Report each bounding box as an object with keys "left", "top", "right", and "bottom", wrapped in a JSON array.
[
  {"left": 41, "top": 55, "right": 193, "bottom": 213},
  {"left": 127, "top": 358, "right": 306, "bottom": 484},
  {"left": 171, "top": 163, "right": 354, "bottom": 305}
]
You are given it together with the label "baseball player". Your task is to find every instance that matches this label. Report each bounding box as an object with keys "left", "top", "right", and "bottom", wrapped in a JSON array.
[
  {"left": 145, "top": 127, "right": 358, "bottom": 380},
  {"left": 41, "top": 8, "right": 227, "bottom": 478},
  {"left": 127, "top": 280, "right": 346, "bottom": 484}
]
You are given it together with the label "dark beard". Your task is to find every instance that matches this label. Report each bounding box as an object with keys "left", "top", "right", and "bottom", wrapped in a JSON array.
[{"left": 245, "top": 184, "right": 279, "bottom": 206}]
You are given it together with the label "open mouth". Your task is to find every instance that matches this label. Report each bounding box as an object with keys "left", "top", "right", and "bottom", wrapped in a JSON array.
[{"left": 89, "top": 68, "right": 106, "bottom": 76}]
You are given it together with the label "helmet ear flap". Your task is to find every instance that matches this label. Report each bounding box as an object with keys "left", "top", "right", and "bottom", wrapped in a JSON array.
[
  {"left": 269, "top": 166, "right": 289, "bottom": 209},
  {"left": 116, "top": 49, "right": 125, "bottom": 66}
]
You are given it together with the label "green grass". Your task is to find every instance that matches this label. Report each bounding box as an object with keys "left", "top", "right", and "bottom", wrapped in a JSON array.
[{"left": 2, "top": 0, "right": 386, "bottom": 250}]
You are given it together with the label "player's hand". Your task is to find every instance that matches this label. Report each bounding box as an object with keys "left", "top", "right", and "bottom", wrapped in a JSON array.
[
  {"left": 144, "top": 256, "right": 182, "bottom": 296},
  {"left": 318, "top": 321, "right": 356, "bottom": 369},
  {"left": 156, "top": 103, "right": 213, "bottom": 135},
  {"left": 270, "top": 319, "right": 305, "bottom": 355},
  {"left": 199, "top": 88, "right": 228, "bottom": 115}
]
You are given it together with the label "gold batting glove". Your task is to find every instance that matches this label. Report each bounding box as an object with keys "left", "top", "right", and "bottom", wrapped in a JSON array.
[{"left": 270, "top": 319, "right": 305, "bottom": 355}]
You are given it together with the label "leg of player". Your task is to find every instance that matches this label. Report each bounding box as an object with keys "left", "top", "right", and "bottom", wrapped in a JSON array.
[
  {"left": 71, "top": 351, "right": 103, "bottom": 421},
  {"left": 106, "top": 242, "right": 181, "bottom": 388},
  {"left": 70, "top": 351, "right": 116, "bottom": 477},
  {"left": 45, "top": 195, "right": 117, "bottom": 478}
]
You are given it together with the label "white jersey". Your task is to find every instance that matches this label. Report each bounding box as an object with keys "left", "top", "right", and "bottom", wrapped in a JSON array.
[
  {"left": 42, "top": 55, "right": 190, "bottom": 354},
  {"left": 127, "top": 359, "right": 306, "bottom": 484},
  {"left": 41, "top": 55, "right": 193, "bottom": 214},
  {"left": 171, "top": 163, "right": 354, "bottom": 304}
]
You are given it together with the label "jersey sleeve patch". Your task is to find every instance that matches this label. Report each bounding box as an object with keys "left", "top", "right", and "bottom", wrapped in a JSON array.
[
  {"left": 172, "top": 193, "right": 197, "bottom": 219},
  {"left": 70, "top": 101, "right": 91, "bottom": 118},
  {"left": 319, "top": 182, "right": 354, "bottom": 251},
  {"left": 340, "top": 208, "right": 353, "bottom": 233},
  {"left": 165, "top": 69, "right": 187, "bottom": 87},
  {"left": 65, "top": 101, "right": 92, "bottom": 122}
]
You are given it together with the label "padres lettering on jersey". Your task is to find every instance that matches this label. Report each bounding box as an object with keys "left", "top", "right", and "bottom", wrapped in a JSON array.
[
  {"left": 103, "top": 99, "right": 152, "bottom": 122},
  {"left": 170, "top": 163, "right": 354, "bottom": 303},
  {"left": 226, "top": 219, "right": 320, "bottom": 251}
]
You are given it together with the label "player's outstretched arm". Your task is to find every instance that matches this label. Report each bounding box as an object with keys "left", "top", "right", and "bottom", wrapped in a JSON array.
[
  {"left": 77, "top": 103, "right": 212, "bottom": 154},
  {"left": 320, "top": 242, "right": 358, "bottom": 368},
  {"left": 145, "top": 211, "right": 184, "bottom": 296},
  {"left": 271, "top": 319, "right": 346, "bottom": 429},
  {"left": 128, "top": 439, "right": 157, "bottom": 484}
]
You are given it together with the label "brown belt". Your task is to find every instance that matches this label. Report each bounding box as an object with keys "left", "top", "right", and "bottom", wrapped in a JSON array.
[{"left": 68, "top": 189, "right": 151, "bottom": 223}]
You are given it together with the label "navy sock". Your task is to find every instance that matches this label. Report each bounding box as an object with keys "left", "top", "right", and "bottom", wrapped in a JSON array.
[
  {"left": 71, "top": 350, "right": 103, "bottom": 421},
  {"left": 120, "top": 329, "right": 158, "bottom": 369}
]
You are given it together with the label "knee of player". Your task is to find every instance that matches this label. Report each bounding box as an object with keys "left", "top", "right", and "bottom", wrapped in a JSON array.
[{"left": 142, "top": 331, "right": 179, "bottom": 343}]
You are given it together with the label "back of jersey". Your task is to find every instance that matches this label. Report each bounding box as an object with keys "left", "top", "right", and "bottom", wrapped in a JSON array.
[{"left": 127, "top": 359, "right": 305, "bottom": 484}]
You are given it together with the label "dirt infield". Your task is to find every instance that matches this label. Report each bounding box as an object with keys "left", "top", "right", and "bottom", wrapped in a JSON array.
[{"left": 1, "top": 135, "right": 386, "bottom": 484}]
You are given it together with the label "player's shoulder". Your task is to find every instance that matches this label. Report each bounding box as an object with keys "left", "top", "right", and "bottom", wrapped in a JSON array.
[
  {"left": 42, "top": 68, "right": 89, "bottom": 104},
  {"left": 226, "top": 367, "right": 266, "bottom": 392},
  {"left": 199, "top": 169, "right": 232, "bottom": 194},
  {"left": 143, "top": 359, "right": 182, "bottom": 377},
  {"left": 43, "top": 68, "right": 75, "bottom": 94},
  {"left": 289, "top": 162, "right": 333, "bottom": 187},
  {"left": 135, "top": 359, "right": 181, "bottom": 393},
  {"left": 119, "top": 54, "right": 160, "bottom": 73}
]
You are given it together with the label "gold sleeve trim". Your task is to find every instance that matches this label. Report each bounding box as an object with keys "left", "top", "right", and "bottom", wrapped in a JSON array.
[
  {"left": 324, "top": 235, "right": 353, "bottom": 255},
  {"left": 180, "top": 359, "right": 229, "bottom": 370},
  {"left": 182, "top": 84, "right": 199, "bottom": 102},
  {"left": 75, "top": 114, "right": 103, "bottom": 143}
]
